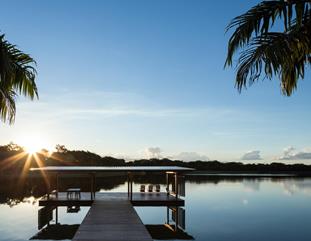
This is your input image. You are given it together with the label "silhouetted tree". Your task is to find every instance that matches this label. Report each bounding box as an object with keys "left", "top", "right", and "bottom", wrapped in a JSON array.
[
  {"left": 0, "top": 142, "right": 23, "bottom": 152},
  {"left": 55, "top": 144, "right": 68, "bottom": 153}
]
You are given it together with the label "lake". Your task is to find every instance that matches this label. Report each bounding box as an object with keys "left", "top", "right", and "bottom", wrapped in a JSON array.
[{"left": 0, "top": 175, "right": 310, "bottom": 241}]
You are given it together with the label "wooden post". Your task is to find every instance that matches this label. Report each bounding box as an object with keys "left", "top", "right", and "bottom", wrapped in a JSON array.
[
  {"left": 47, "top": 173, "right": 51, "bottom": 198},
  {"left": 175, "top": 206, "right": 179, "bottom": 232},
  {"left": 55, "top": 206, "right": 58, "bottom": 224},
  {"left": 130, "top": 173, "right": 133, "bottom": 201},
  {"left": 127, "top": 173, "right": 130, "bottom": 198},
  {"left": 93, "top": 173, "right": 96, "bottom": 200},
  {"left": 166, "top": 172, "right": 169, "bottom": 196},
  {"left": 90, "top": 173, "right": 93, "bottom": 200},
  {"left": 56, "top": 173, "right": 59, "bottom": 198},
  {"left": 175, "top": 172, "right": 178, "bottom": 199}
]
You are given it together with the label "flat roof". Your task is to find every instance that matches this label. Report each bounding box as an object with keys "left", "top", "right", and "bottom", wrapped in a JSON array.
[{"left": 30, "top": 166, "right": 194, "bottom": 173}]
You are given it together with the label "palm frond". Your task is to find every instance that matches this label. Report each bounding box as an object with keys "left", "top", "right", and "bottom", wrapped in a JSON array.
[
  {"left": 0, "top": 34, "right": 38, "bottom": 124},
  {"left": 0, "top": 82, "right": 16, "bottom": 123},
  {"left": 225, "top": 1, "right": 290, "bottom": 66},
  {"left": 225, "top": 0, "right": 311, "bottom": 95},
  {"left": 235, "top": 25, "right": 310, "bottom": 95}
]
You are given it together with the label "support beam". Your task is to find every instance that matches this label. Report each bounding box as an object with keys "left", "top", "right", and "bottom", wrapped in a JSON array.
[
  {"left": 56, "top": 173, "right": 59, "bottom": 198},
  {"left": 130, "top": 173, "right": 133, "bottom": 201},
  {"left": 166, "top": 172, "right": 169, "bottom": 196},
  {"left": 93, "top": 173, "right": 96, "bottom": 199},
  {"left": 175, "top": 206, "right": 179, "bottom": 232},
  {"left": 90, "top": 173, "right": 94, "bottom": 200},
  {"left": 174, "top": 172, "right": 178, "bottom": 199},
  {"left": 127, "top": 173, "right": 130, "bottom": 198},
  {"left": 55, "top": 206, "right": 58, "bottom": 224}
]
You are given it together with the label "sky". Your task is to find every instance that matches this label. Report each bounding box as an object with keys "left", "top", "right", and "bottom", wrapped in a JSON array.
[{"left": 0, "top": 0, "right": 310, "bottom": 163}]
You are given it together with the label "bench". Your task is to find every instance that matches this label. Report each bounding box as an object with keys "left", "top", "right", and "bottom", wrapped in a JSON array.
[{"left": 66, "top": 188, "right": 81, "bottom": 199}]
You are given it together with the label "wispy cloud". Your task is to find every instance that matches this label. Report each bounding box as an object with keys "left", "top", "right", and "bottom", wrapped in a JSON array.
[
  {"left": 145, "top": 147, "right": 162, "bottom": 159},
  {"left": 278, "top": 146, "right": 311, "bottom": 161},
  {"left": 241, "top": 150, "right": 262, "bottom": 160},
  {"left": 15, "top": 91, "right": 243, "bottom": 122}
]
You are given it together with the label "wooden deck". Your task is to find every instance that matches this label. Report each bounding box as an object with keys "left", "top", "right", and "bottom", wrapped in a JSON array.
[
  {"left": 39, "top": 192, "right": 184, "bottom": 207},
  {"left": 72, "top": 200, "right": 153, "bottom": 241}
]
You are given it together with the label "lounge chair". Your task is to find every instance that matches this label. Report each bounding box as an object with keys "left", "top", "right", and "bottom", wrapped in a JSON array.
[
  {"left": 155, "top": 184, "right": 160, "bottom": 192},
  {"left": 148, "top": 184, "right": 153, "bottom": 192},
  {"left": 140, "top": 184, "right": 145, "bottom": 192},
  {"left": 66, "top": 188, "right": 81, "bottom": 199}
]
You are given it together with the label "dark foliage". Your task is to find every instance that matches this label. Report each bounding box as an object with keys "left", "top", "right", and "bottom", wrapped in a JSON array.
[{"left": 1, "top": 143, "right": 311, "bottom": 176}]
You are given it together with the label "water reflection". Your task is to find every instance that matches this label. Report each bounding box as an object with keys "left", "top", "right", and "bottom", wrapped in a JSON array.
[
  {"left": 2, "top": 174, "right": 311, "bottom": 206},
  {"left": 0, "top": 175, "right": 311, "bottom": 241},
  {"left": 32, "top": 205, "right": 193, "bottom": 240},
  {"left": 280, "top": 179, "right": 311, "bottom": 196},
  {"left": 30, "top": 224, "right": 79, "bottom": 240},
  {"left": 146, "top": 225, "right": 193, "bottom": 240}
]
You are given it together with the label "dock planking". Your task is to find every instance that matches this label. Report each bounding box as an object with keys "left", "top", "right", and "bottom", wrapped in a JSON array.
[{"left": 72, "top": 200, "right": 153, "bottom": 241}]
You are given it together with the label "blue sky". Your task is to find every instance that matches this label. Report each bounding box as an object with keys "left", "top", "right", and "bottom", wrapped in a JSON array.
[{"left": 0, "top": 0, "right": 310, "bottom": 163}]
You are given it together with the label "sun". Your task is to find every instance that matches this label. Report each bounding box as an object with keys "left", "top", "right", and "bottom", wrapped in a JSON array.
[
  {"left": 23, "top": 137, "right": 42, "bottom": 154},
  {"left": 17, "top": 133, "right": 49, "bottom": 155}
]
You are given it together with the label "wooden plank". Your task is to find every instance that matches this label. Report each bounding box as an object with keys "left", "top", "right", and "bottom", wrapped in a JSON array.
[{"left": 73, "top": 200, "right": 153, "bottom": 241}]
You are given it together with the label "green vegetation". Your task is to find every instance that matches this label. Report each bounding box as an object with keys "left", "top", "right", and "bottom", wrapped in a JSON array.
[
  {"left": 225, "top": 0, "right": 311, "bottom": 96},
  {"left": 0, "top": 34, "right": 38, "bottom": 124}
]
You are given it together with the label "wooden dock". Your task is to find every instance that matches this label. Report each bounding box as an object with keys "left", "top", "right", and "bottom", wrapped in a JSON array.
[
  {"left": 39, "top": 192, "right": 184, "bottom": 207},
  {"left": 72, "top": 200, "right": 153, "bottom": 241}
]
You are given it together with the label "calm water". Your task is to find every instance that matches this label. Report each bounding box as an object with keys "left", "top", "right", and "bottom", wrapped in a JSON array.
[{"left": 0, "top": 176, "right": 311, "bottom": 241}]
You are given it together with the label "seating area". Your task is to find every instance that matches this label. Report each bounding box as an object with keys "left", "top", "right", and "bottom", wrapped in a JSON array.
[
  {"left": 66, "top": 188, "right": 81, "bottom": 199},
  {"left": 140, "top": 184, "right": 161, "bottom": 193}
]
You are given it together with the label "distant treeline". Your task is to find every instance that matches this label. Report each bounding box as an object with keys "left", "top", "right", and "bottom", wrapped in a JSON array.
[{"left": 1, "top": 143, "right": 311, "bottom": 175}]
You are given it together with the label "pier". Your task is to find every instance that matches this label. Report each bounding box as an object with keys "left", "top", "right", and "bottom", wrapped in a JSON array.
[
  {"left": 39, "top": 191, "right": 184, "bottom": 207},
  {"left": 72, "top": 200, "right": 153, "bottom": 241},
  {"left": 31, "top": 166, "right": 194, "bottom": 239}
]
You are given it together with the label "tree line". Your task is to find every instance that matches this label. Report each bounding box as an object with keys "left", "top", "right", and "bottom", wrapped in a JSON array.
[{"left": 0, "top": 143, "right": 311, "bottom": 175}]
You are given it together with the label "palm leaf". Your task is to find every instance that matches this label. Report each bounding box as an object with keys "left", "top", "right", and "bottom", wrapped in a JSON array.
[
  {"left": 225, "top": 0, "right": 311, "bottom": 95},
  {"left": 235, "top": 24, "right": 310, "bottom": 95},
  {"left": 0, "top": 34, "right": 38, "bottom": 123}
]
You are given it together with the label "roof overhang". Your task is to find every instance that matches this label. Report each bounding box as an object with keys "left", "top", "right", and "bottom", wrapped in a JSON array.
[{"left": 30, "top": 166, "right": 194, "bottom": 173}]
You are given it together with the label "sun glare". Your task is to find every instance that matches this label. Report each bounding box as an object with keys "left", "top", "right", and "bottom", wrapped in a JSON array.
[
  {"left": 16, "top": 134, "right": 49, "bottom": 155},
  {"left": 23, "top": 138, "right": 42, "bottom": 154}
]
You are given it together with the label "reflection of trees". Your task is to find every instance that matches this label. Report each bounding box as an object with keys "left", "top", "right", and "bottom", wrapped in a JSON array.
[
  {"left": 279, "top": 178, "right": 311, "bottom": 196},
  {"left": 0, "top": 176, "right": 44, "bottom": 206},
  {"left": 185, "top": 175, "right": 306, "bottom": 186},
  {"left": 0, "top": 174, "right": 168, "bottom": 206},
  {"left": 185, "top": 175, "right": 264, "bottom": 184},
  {"left": 2, "top": 173, "right": 311, "bottom": 206},
  {"left": 242, "top": 180, "right": 260, "bottom": 192}
]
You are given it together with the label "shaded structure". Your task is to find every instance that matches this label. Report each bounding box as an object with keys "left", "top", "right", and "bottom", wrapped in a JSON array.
[
  {"left": 31, "top": 166, "right": 192, "bottom": 206},
  {"left": 31, "top": 166, "right": 194, "bottom": 240}
]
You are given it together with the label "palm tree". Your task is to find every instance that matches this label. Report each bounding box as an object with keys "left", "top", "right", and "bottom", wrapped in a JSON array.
[
  {"left": 0, "top": 34, "right": 38, "bottom": 124},
  {"left": 225, "top": 0, "right": 311, "bottom": 96}
]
